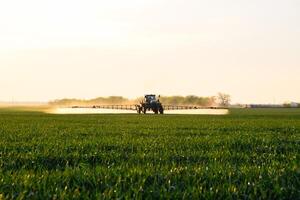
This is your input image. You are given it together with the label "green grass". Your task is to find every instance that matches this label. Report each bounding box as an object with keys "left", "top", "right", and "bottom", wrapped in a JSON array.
[{"left": 0, "top": 108, "right": 300, "bottom": 199}]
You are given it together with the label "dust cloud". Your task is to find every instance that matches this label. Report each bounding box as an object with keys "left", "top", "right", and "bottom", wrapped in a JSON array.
[{"left": 48, "top": 108, "right": 228, "bottom": 115}]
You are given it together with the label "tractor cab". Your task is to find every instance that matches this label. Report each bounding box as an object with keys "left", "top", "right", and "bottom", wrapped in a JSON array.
[{"left": 144, "top": 94, "right": 157, "bottom": 104}]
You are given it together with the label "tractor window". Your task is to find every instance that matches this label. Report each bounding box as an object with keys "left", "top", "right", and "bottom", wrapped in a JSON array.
[{"left": 145, "top": 95, "right": 156, "bottom": 102}]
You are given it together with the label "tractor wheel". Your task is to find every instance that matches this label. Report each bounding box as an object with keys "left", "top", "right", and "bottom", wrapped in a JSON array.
[
  {"left": 137, "top": 107, "right": 142, "bottom": 114},
  {"left": 154, "top": 109, "right": 158, "bottom": 114},
  {"left": 159, "top": 107, "right": 164, "bottom": 114}
]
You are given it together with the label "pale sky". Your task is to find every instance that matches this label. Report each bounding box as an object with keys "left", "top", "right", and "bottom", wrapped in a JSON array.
[{"left": 0, "top": 0, "right": 299, "bottom": 103}]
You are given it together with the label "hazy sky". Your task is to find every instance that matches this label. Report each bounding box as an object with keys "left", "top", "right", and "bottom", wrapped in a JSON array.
[{"left": 0, "top": 0, "right": 299, "bottom": 103}]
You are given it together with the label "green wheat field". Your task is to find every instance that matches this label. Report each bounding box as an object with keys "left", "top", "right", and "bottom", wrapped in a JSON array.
[{"left": 0, "top": 108, "right": 299, "bottom": 199}]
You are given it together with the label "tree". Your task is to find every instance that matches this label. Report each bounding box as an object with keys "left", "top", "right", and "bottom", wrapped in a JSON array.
[{"left": 217, "top": 93, "right": 231, "bottom": 106}]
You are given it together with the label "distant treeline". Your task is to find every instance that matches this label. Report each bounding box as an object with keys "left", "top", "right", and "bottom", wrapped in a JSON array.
[
  {"left": 159, "top": 96, "right": 216, "bottom": 106},
  {"left": 49, "top": 96, "right": 130, "bottom": 106},
  {"left": 49, "top": 95, "right": 217, "bottom": 106}
]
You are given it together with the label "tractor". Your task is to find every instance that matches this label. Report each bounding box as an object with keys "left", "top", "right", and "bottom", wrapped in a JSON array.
[
  {"left": 71, "top": 94, "right": 227, "bottom": 114},
  {"left": 137, "top": 94, "right": 164, "bottom": 114}
]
